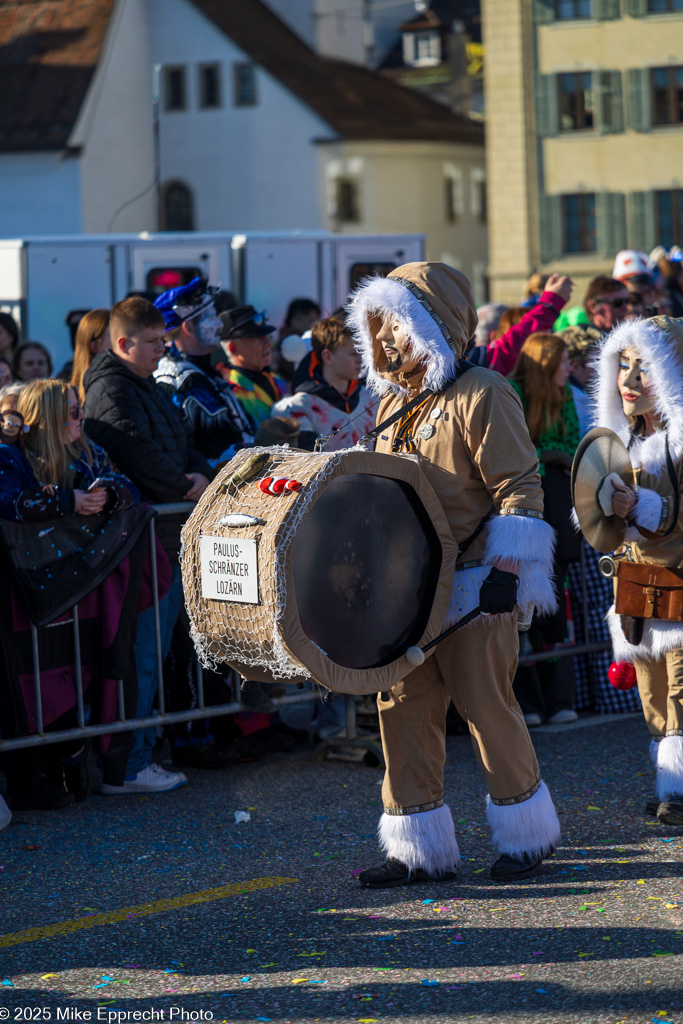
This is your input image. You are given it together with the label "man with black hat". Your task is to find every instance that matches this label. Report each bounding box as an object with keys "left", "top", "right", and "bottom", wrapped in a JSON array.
[
  {"left": 154, "top": 278, "right": 255, "bottom": 466},
  {"left": 217, "top": 306, "right": 288, "bottom": 425}
]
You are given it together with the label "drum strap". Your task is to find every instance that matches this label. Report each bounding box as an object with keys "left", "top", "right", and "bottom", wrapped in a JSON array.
[{"left": 361, "top": 357, "right": 475, "bottom": 446}]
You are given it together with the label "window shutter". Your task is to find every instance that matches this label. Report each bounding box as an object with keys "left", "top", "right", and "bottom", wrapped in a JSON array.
[
  {"left": 624, "top": 0, "right": 647, "bottom": 15},
  {"left": 532, "top": 0, "right": 555, "bottom": 24},
  {"left": 597, "top": 71, "right": 624, "bottom": 134},
  {"left": 629, "top": 191, "right": 656, "bottom": 252},
  {"left": 597, "top": 192, "right": 627, "bottom": 257},
  {"left": 594, "top": 0, "right": 620, "bottom": 19},
  {"left": 627, "top": 68, "right": 651, "bottom": 132},
  {"left": 539, "top": 194, "right": 562, "bottom": 262},
  {"left": 535, "top": 75, "right": 558, "bottom": 137}
]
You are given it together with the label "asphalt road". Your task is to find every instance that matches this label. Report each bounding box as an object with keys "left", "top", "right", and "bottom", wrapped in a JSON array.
[{"left": 0, "top": 714, "right": 682, "bottom": 1024}]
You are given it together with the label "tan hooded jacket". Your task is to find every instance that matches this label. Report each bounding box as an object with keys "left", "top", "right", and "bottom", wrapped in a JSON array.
[
  {"left": 592, "top": 315, "right": 683, "bottom": 660},
  {"left": 347, "top": 262, "right": 557, "bottom": 624}
]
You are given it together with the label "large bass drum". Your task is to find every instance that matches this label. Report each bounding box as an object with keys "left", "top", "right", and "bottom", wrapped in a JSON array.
[{"left": 181, "top": 446, "right": 456, "bottom": 695}]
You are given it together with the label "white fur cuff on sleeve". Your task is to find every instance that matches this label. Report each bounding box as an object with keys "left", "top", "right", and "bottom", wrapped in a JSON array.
[
  {"left": 483, "top": 513, "right": 556, "bottom": 566},
  {"left": 634, "top": 487, "right": 663, "bottom": 533}
]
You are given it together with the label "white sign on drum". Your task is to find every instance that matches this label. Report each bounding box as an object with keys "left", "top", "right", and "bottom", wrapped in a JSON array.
[{"left": 200, "top": 535, "right": 258, "bottom": 603}]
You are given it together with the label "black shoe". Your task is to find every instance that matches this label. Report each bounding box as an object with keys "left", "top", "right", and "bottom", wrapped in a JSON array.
[
  {"left": 490, "top": 851, "right": 547, "bottom": 882},
  {"left": 645, "top": 798, "right": 660, "bottom": 817},
  {"left": 657, "top": 796, "right": 683, "bottom": 825},
  {"left": 171, "top": 741, "right": 238, "bottom": 770},
  {"left": 10, "top": 774, "right": 75, "bottom": 811},
  {"left": 359, "top": 858, "right": 457, "bottom": 890}
]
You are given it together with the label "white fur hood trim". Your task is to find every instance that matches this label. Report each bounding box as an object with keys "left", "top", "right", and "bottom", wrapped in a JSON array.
[
  {"left": 346, "top": 276, "right": 457, "bottom": 397},
  {"left": 486, "top": 781, "right": 561, "bottom": 859},
  {"left": 606, "top": 604, "right": 683, "bottom": 661},
  {"left": 592, "top": 318, "right": 683, "bottom": 471},
  {"left": 378, "top": 804, "right": 460, "bottom": 875}
]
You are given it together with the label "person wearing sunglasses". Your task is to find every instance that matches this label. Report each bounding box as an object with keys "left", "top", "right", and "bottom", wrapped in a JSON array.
[
  {"left": 216, "top": 305, "right": 288, "bottom": 425},
  {"left": 584, "top": 276, "right": 630, "bottom": 334}
]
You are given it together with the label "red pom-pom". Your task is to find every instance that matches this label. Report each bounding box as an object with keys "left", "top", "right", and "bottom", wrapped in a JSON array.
[{"left": 608, "top": 661, "right": 638, "bottom": 690}]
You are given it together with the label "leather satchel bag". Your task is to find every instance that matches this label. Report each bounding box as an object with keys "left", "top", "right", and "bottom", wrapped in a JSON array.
[{"left": 614, "top": 562, "right": 683, "bottom": 621}]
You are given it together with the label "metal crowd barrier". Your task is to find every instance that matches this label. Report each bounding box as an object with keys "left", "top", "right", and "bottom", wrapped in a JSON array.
[{"left": 0, "top": 510, "right": 610, "bottom": 753}]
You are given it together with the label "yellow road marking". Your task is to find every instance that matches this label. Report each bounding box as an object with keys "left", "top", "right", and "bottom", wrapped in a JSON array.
[{"left": 0, "top": 876, "right": 297, "bottom": 949}]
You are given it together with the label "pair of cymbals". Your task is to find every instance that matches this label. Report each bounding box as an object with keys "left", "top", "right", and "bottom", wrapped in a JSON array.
[{"left": 570, "top": 427, "right": 635, "bottom": 553}]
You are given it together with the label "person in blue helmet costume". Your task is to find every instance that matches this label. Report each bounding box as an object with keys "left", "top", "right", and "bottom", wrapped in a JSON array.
[{"left": 154, "top": 277, "right": 255, "bottom": 466}]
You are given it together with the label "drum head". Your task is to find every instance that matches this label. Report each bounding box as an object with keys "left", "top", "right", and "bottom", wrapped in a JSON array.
[{"left": 291, "top": 474, "right": 441, "bottom": 669}]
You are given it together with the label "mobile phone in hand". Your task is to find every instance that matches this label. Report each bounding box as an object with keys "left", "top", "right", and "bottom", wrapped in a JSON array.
[{"left": 88, "top": 477, "right": 114, "bottom": 492}]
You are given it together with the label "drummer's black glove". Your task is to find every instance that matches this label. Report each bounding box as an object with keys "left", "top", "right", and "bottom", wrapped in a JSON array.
[{"left": 479, "top": 567, "right": 519, "bottom": 615}]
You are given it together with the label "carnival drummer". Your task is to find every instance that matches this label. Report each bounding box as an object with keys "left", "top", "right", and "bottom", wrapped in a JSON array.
[
  {"left": 583, "top": 315, "right": 683, "bottom": 826},
  {"left": 347, "top": 262, "right": 561, "bottom": 886}
]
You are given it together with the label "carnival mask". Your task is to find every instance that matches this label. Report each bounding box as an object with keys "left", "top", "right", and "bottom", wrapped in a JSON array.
[
  {"left": 193, "top": 303, "right": 222, "bottom": 349},
  {"left": 617, "top": 347, "right": 656, "bottom": 419},
  {"left": 377, "top": 316, "right": 417, "bottom": 374}
]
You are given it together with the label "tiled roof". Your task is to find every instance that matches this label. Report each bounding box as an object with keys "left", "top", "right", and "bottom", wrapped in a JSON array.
[
  {"left": 0, "top": 0, "right": 116, "bottom": 152},
  {"left": 0, "top": 0, "right": 483, "bottom": 153},
  {"left": 193, "top": 0, "right": 483, "bottom": 144}
]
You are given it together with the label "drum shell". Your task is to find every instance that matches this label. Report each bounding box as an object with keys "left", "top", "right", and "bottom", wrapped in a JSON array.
[{"left": 181, "top": 446, "right": 457, "bottom": 694}]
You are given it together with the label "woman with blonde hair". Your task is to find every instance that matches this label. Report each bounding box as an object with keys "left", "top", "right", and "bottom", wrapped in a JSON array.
[
  {"left": 0, "top": 378, "right": 141, "bottom": 812},
  {"left": 509, "top": 332, "right": 581, "bottom": 726},
  {"left": 0, "top": 378, "right": 135, "bottom": 521},
  {"left": 70, "top": 309, "right": 110, "bottom": 403}
]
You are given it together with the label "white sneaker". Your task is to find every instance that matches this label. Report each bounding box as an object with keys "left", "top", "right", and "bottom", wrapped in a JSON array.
[
  {"left": 100, "top": 763, "right": 188, "bottom": 795},
  {"left": 524, "top": 712, "right": 543, "bottom": 727},
  {"left": 0, "top": 794, "right": 11, "bottom": 830},
  {"left": 547, "top": 709, "right": 579, "bottom": 725}
]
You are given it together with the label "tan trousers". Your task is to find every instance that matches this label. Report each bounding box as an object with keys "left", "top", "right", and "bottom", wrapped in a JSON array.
[
  {"left": 634, "top": 650, "right": 683, "bottom": 737},
  {"left": 379, "top": 614, "right": 541, "bottom": 813}
]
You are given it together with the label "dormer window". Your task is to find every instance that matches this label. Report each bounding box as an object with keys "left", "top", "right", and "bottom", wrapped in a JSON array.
[{"left": 402, "top": 29, "right": 441, "bottom": 67}]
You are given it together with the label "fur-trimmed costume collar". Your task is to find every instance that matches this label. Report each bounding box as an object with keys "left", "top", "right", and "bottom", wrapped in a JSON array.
[
  {"left": 346, "top": 262, "right": 478, "bottom": 397},
  {"left": 592, "top": 316, "right": 683, "bottom": 472}
]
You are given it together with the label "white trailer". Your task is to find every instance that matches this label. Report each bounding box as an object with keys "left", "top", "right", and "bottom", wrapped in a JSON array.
[{"left": 0, "top": 231, "right": 424, "bottom": 371}]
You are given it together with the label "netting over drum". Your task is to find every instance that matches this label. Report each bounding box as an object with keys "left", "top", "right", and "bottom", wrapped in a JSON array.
[
  {"left": 181, "top": 444, "right": 457, "bottom": 694},
  {"left": 181, "top": 446, "right": 352, "bottom": 680}
]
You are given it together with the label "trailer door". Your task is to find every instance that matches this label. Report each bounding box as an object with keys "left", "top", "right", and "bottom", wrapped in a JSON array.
[
  {"left": 243, "top": 238, "right": 320, "bottom": 330},
  {"left": 130, "top": 243, "right": 226, "bottom": 297},
  {"left": 25, "top": 242, "right": 114, "bottom": 371},
  {"left": 332, "top": 236, "right": 424, "bottom": 308}
]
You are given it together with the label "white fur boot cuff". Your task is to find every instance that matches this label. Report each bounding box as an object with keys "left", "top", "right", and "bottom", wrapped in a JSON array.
[
  {"left": 486, "top": 780, "right": 561, "bottom": 859},
  {"left": 655, "top": 735, "right": 683, "bottom": 800},
  {"left": 378, "top": 804, "right": 461, "bottom": 875}
]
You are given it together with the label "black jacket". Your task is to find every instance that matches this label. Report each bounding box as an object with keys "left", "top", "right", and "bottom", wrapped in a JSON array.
[{"left": 83, "top": 351, "right": 212, "bottom": 556}]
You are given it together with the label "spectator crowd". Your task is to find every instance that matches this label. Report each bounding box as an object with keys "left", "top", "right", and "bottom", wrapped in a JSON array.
[{"left": 0, "top": 244, "right": 682, "bottom": 825}]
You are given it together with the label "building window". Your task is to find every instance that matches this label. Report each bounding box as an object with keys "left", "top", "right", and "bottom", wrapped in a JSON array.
[
  {"left": 161, "top": 181, "right": 194, "bottom": 231},
  {"left": 414, "top": 31, "right": 440, "bottom": 64},
  {"left": 562, "top": 193, "right": 596, "bottom": 252},
  {"left": 556, "top": 0, "right": 592, "bottom": 17},
  {"left": 651, "top": 66, "right": 683, "bottom": 125},
  {"left": 336, "top": 179, "right": 360, "bottom": 223},
  {"left": 559, "top": 72, "right": 594, "bottom": 130},
  {"left": 199, "top": 64, "right": 221, "bottom": 109},
  {"left": 656, "top": 189, "right": 683, "bottom": 249},
  {"left": 445, "top": 178, "right": 458, "bottom": 223},
  {"left": 234, "top": 63, "right": 257, "bottom": 106},
  {"left": 648, "top": 0, "right": 683, "bottom": 10},
  {"left": 164, "top": 67, "right": 186, "bottom": 112}
]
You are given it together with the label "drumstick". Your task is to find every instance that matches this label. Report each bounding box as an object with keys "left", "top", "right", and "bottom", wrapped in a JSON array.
[{"left": 404, "top": 606, "right": 482, "bottom": 667}]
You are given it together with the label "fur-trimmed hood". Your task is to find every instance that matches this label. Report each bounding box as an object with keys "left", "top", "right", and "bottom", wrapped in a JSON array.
[
  {"left": 593, "top": 316, "right": 683, "bottom": 472},
  {"left": 346, "top": 262, "right": 478, "bottom": 396}
]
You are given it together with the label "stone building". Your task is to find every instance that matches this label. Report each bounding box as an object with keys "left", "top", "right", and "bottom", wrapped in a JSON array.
[{"left": 483, "top": 0, "right": 683, "bottom": 304}]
